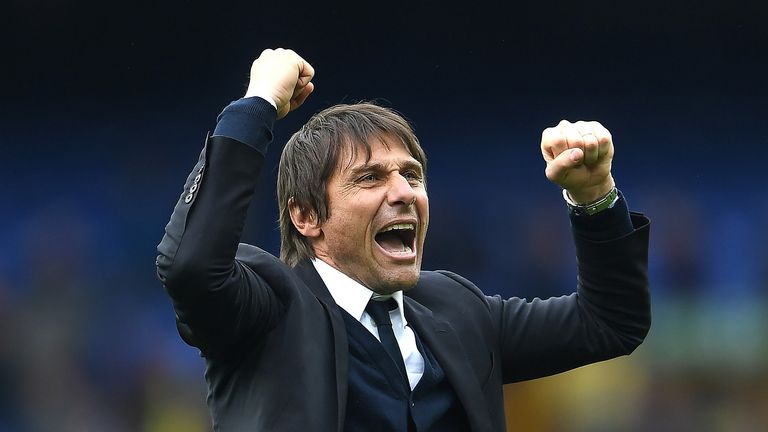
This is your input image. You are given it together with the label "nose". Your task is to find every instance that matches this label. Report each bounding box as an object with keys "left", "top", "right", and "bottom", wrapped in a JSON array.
[{"left": 386, "top": 173, "right": 417, "bottom": 206}]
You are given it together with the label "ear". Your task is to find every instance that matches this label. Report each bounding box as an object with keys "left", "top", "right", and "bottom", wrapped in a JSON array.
[{"left": 288, "top": 197, "right": 322, "bottom": 239}]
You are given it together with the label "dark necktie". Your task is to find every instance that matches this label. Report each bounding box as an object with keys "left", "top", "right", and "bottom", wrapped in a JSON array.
[{"left": 365, "top": 298, "right": 410, "bottom": 389}]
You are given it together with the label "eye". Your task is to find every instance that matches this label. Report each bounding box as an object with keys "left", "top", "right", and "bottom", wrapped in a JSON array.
[
  {"left": 358, "top": 173, "right": 378, "bottom": 183},
  {"left": 402, "top": 170, "right": 423, "bottom": 182}
]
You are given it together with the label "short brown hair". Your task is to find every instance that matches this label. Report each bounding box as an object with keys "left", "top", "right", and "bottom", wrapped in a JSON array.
[{"left": 277, "top": 102, "right": 427, "bottom": 266}]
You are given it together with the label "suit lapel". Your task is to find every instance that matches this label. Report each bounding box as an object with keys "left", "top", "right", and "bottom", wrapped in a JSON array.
[
  {"left": 404, "top": 297, "right": 494, "bottom": 431},
  {"left": 294, "top": 260, "right": 348, "bottom": 432}
]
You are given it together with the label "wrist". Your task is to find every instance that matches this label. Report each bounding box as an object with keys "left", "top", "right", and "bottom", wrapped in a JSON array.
[
  {"left": 564, "top": 177, "right": 615, "bottom": 204},
  {"left": 563, "top": 176, "right": 619, "bottom": 216},
  {"left": 563, "top": 185, "right": 619, "bottom": 216},
  {"left": 244, "top": 87, "right": 278, "bottom": 110}
]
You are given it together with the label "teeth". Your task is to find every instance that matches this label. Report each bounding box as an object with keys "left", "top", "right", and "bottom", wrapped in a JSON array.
[
  {"left": 380, "top": 223, "right": 415, "bottom": 233},
  {"left": 391, "top": 245, "right": 413, "bottom": 255}
]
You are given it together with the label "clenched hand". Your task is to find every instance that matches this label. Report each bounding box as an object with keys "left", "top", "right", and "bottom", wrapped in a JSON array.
[{"left": 541, "top": 120, "right": 616, "bottom": 204}]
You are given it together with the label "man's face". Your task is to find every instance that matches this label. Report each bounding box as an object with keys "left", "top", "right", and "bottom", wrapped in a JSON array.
[{"left": 312, "top": 134, "right": 429, "bottom": 294}]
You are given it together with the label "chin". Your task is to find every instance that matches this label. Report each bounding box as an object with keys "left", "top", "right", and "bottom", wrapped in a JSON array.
[{"left": 374, "top": 269, "right": 421, "bottom": 294}]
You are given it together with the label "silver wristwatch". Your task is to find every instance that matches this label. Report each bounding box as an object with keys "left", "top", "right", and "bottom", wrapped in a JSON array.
[{"left": 562, "top": 186, "right": 619, "bottom": 216}]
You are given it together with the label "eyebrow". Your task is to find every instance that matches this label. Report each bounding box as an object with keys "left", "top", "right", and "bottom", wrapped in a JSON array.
[{"left": 348, "top": 160, "right": 424, "bottom": 179}]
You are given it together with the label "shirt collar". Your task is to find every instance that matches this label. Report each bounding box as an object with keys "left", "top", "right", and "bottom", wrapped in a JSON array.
[{"left": 311, "top": 258, "right": 407, "bottom": 325}]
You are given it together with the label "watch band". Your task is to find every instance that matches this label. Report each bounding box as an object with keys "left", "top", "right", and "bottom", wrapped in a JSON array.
[{"left": 563, "top": 186, "right": 619, "bottom": 216}]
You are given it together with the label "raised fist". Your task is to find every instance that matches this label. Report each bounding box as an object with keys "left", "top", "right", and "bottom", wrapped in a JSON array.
[
  {"left": 541, "top": 120, "right": 616, "bottom": 204},
  {"left": 245, "top": 48, "right": 315, "bottom": 119}
]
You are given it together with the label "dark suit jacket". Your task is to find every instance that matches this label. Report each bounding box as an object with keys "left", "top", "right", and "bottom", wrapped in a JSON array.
[{"left": 156, "top": 134, "right": 651, "bottom": 432}]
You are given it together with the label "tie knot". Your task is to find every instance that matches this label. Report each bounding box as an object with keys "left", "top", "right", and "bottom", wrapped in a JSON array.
[{"left": 365, "top": 298, "right": 397, "bottom": 327}]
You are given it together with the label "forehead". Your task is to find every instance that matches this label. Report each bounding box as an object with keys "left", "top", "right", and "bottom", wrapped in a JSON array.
[{"left": 339, "top": 133, "right": 418, "bottom": 170}]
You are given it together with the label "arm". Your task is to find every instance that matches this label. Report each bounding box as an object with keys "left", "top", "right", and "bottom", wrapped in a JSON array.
[
  {"left": 494, "top": 120, "right": 650, "bottom": 382},
  {"left": 155, "top": 49, "right": 315, "bottom": 356},
  {"left": 491, "top": 211, "right": 650, "bottom": 383}
]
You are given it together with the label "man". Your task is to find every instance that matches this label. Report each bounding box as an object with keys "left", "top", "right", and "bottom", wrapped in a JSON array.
[{"left": 156, "top": 49, "right": 650, "bottom": 431}]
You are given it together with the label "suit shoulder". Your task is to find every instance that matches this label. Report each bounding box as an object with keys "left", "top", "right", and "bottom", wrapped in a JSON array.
[
  {"left": 233, "top": 243, "right": 302, "bottom": 295},
  {"left": 235, "top": 243, "right": 283, "bottom": 266},
  {"left": 417, "top": 270, "right": 489, "bottom": 307},
  {"left": 413, "top": 271, "right": 497, "bottom": 343}
]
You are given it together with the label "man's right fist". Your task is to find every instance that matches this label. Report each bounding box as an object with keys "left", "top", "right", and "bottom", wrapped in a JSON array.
[{"left": 245, "top": 48, "right": 315, "bottom": 119}]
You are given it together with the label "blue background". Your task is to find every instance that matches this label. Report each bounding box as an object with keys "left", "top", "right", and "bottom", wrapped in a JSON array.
[{"left": 2, "top": 1, "right": 767, "bottom": 430}]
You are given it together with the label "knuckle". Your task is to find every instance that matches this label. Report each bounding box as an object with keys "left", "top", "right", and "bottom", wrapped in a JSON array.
[
  {"left": 544, "top": 131, "right": 566, "bottom": 147},
  {"left": 595, "top": 123, "right": 611, "bottom": 136},
  {"left": 568, "top": 133, "right": 584, "bottom": 145}
]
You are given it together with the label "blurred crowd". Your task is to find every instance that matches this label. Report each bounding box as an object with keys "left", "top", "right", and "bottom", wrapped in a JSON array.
[{"left": 1, "top": 119, "right": 765, "bottom": 431}]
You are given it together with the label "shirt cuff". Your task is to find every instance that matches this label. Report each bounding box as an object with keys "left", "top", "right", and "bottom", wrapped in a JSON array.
[
  {"left": 569, "top": 190, "right": 634, "bottom": 241},
  {"left": 212, "top": 96, "right": 278, "bottom": 155}
]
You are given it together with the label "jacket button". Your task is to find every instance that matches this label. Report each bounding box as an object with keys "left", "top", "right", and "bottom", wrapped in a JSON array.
[
  {"left": 194, "top": 174, "right": 202, "bottom": 183},
  {"left": 190, "top": 184, "right": 198, "bottom": 193},
  {"left": 184, "top": 193, "right": 193, "bottom": 203}
]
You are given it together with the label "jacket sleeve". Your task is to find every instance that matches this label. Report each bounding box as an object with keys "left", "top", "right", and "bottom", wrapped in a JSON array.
[
  {"left": 489, "top": 212, "right": 651, "bottom": 383},
  {"left": 155, "top": 108, "right": 284, "bottom": 356}
]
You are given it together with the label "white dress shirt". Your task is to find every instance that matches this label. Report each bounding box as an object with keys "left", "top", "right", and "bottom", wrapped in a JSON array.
[{"left": 312, "top": 258, "right": 425, "bottom": 390}]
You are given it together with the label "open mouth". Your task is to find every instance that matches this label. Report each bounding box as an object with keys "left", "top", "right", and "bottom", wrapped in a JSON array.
[{"left": 374, "top": 222, "right": 417, "bottom": 256}]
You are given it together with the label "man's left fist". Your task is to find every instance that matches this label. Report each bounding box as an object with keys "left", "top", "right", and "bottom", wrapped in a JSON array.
[{"left": 541, "top": 120, "right": 615, "bottom": 204}]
